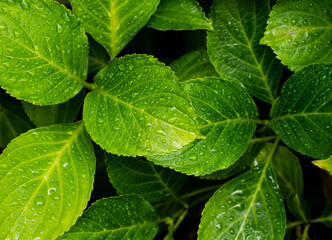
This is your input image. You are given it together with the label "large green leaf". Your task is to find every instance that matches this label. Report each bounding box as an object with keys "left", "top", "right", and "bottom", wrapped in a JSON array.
[
  {"left": 22, "top": 90, "right": 85, "bottom": 127},
  {"left": 198, "top": 142, "right": 286, "bottom": 239},
  {"left": 0, "top": 122, "right": 96, "bottom": 239},
  {"left": 83, "top": 54, "right": 200, "bottom": 157},
  {"left": 70, "top": 0, "right": 160, "bottom": 59},
  {"left": 207, "top": 0, "right": 283, "bottom": 104},
  {"left": 312, "top": 156, "right": 332, "bottom": 175},
  {"left": 260, "top": 0, "right": 332, "bottom": 71},
  {"left": 287, "top": 193, "right": 310, "bottom": 221},
  {"left": 147, "top": 0, "right": 213, "bottom": 31},
  {"left": 58, "top": 195, "right": 159, "bottom": 240},
  {"left": 148, "top": 77, "right": 258, "bottom": 176},
  {"left": 0, "top": 0, "right": 89, "bottom": 105},
  {"left": 270, "top": 64, "right": 332, "bottom": 159},
  {"left": 0, "top": 90, "right": 33, "bottom": 148},
  {"left": 170, "top": 49, "right": 218, "bottom": 82},
  {"left": 105, "top": 154, "right": 187, "bottom": 203}
]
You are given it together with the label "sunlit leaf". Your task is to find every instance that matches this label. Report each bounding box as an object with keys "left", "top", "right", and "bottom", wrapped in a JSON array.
[{"left": 312, "top": 156, "right": 332, "bottom": 175}]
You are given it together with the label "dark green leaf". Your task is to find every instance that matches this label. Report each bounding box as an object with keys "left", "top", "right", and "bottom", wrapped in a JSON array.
[
  {"left": 88, "top": 37, "right": 108, "bottom": 75},
  {"left": 105, "top": 154, "right": 187, "bottom": 202},
  {"left": 0, "top": 0, "right": 89, "bottom": 105},
  {"left": 147, "top": 0, "right": 213, "bottom": 31},
  {"left": 58, "top": 195, "right": 159, "bottom": 240},
  {"left": 270, "top": 64, "right": 332, "bottom": 159},
  {"left": 320, "top": 199, "right": 332, "bottom": 228},
  {"left": 148, "top": 77, "right": 258, "bottom": 176},
  {"left": 287, "top": 193, "right": 310, "bottom": 221},
  {"left": 260, "top": 0, "right": 332, "bottom": 71},
  {"left": 0, "top": 122, "right": 96, "bottom": 239}
]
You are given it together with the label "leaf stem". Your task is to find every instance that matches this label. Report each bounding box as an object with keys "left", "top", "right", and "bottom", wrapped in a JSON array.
[
  {"left": 250, "top": 135, "right": 277, "bottom": 143},
  {"left": 179, "top": 185, "right": 221, "bottom": 200},
  {"left": 81, "top": 81, "right": 96, "bottom": 91},
  {"left": 162, "top": 209, "right": 188, "bottom": 240},
  {"left": 252, "top": 119, "right": 270, "bottom": 126},
  {"left": 302, "top": 224, "right": 310, "bottom": 239}
]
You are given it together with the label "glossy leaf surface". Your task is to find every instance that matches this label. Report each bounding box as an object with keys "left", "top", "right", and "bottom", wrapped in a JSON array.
[
  {"left": 170, "top": 49, "right": 218, "bottom": 82},
  {"left": 207, "top": 0, "right": 283, "bottom": 104},
  {"left": 0, "top": 0, "right": 89, "bottom": 105},
  {"left": 71, "top": 0, "right": 160, "bottom": 59},
  {"left": 270, "top": 64, "right": 332, "bottom": 159},
  {"left": 147, "top": 0, "right": 213, "bottom": 31},
  {"left": 287, "top": 193, "right": 310, "bottom": 221},
  {"left": 0, "top": 90, "right": 33, "bottom": 148},
  {"left": 0, "top": 122, "right": 96, "bottom": 239},
  {"left": 22, "top": 90, "right": 85, "bottom": 127},
  {"left": 58, "top": 195, "right": 159, "bottom": 240},
  {"left": 261, "top": 0, "right": 332, "bottom": 71},
  {"left": 83, "top": 54, "right": 200, "bottom": 156},
  {"left": 106, "top": 154, "right": 187, "bottom": 203},
  {"left": 148, "top": 78, "right": 258, "bottom": 176},
  {"left": 312, "top": 156, "right": 332, "bottom": 175}
]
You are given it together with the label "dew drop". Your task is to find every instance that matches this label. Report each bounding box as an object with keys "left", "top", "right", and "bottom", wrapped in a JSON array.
[
  {"left": 118, "top": 64, "right": 125, "bottom": 71},
  {"left": 35, "top": 195, "right": 45, "bottom": 206},
  {"left": 131, "top": 92, "right": 139, "bottom": 98},
  {"left": 0, "top": 21, "right": 8, "bottom": 31},
  {"left": 56, "top": 24, "right": 64, "bottom": 34},
  {"left": 62, "top": 12, "right": 71, "bottom": 22},
  {"left": 188, "top": 153, "right": 198, "bottom": 161},
  {"left": 20, "top": 0, "right": 31, "bottom": 10}
]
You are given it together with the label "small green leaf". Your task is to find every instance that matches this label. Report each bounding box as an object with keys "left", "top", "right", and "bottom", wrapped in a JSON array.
[
  {"left": 260, "top": 0, "right": 332, "bottom": 71},
  {"left": 22, "top": 90, "right": 85, "bottom": 127},
  {"left": 70, "top": 0, "right": 160, "bottom": 59},
  {"left": 0, "top": 122, "right": 96, "bottom": 239},
  {"left": 147, "top": 0, "right": 213, "bottom": 31},
  {"left": 88, "top": 37, "right": 109, "bottom": 75},
  {"left": 207, "top": 0, "right": 284, "bottom": 104},
  {"left": 320, "top": 199, "right": 332, "bottom": 228},
  {"left": 83, "top": 54, "right": 200, "bottom": 157},
  {"left": 58, "top": 195, "right": 159, "bottom": 240},
  {"left": 312, "top": 156, "right": 332, "bottom": 175},
  {"left": 105, "top": 154, "right": 187, "bottom": 202},
  {"left": 170, "top": 49, "right": 218, "bottom": 82},
  {"left": 0, "top": 90, "right": 33, "bottom": 148},
  {"left": 270, "top": 64, "right": 332, "bottom": 159},
  {"left": 0, "top": 0, "right": 89, "bottom": 105},
  {"left": 148, "top": 77, "right": 258, "bottom": 176},
  {"left": 198, "top": 161, "right": 286, "bottom": 239},
  {"left": 272, "top": 145, "right": 304, "bottom": 198},
  {"left": 287, "top": 193, "right": 310, "bottom": 221}
]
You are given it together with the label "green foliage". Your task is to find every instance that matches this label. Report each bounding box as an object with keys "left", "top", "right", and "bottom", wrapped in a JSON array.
[{"left": 0, "top": 0, "right": 331, "bottom": 239}]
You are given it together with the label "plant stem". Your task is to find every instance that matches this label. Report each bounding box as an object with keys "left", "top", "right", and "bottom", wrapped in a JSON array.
[
  {"left": 180, "top": 185, "right": 221, "bottom": 200},
  {"left": 252, "top": 119, "right": 270, "bottom": 126},
  {"left": 250, "top": 135, "right": 277, "bottom": 143},
  {"left": 81, "top": 81, "right": 96, "bottom": 91},
  {"left": 302, "top": 224, "right": 310, "bottom": 239},
  {"left": 163, "top": 209, "right": 188, "bottom": 240}
]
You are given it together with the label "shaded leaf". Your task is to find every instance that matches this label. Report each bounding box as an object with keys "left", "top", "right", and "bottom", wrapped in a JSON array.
[
  {"left": 83, "top": 54, "right": 200, "bottom": 157},
  {"left": 207, "top": 0, "right": 283, "bottom": 104},
  {"left": 287, "top": 193, "right": 310, "bottom": 221},
  {"left": 88, "top": 37, "right": 109, "bottom": 75},
  {"left": 0, "top": 122, "right": 96, "bottom": 239},
  {"left": 148, "top": 77, "right": 258, "bottom": 176},
  {"left": 70, "top": 0, "right": 160, "bottom": 59},
  {"left": 147, "top": 0, "right": 213, "bottom": 31},
  {"left": 270, "top": 64, "right": 332, "bottom": 159},
  {"left": 260, "top": 0, "right": 332, "bottom": 71},
  {"left": 58, "top": 195, "right": 159, "bottom": 240},
  {"left": 312, "top": 156, "right": 332, "bottom": 175},
  {"left": 320, "top": 199, "right": 332, "bottom": 228},
  {"left": 0, "top": 0, "right": 89, "bottom": 105}
]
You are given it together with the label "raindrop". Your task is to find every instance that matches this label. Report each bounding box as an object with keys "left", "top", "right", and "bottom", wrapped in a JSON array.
[
  {"left": 188, "top": 153, "right": 198, "bottom": 161},
  {"left": 35, "top": 195, "right": 45, "bottom": 206},
  {"left": 62, "top": 12, "right": 71, "bottom": 23},
  {"left": 131, "top": 92, "right": 139, "bottom": 98},
  {"left": 56, "top": 24, "right": 64, "bottom": 34},
  {"left": 20, "top": 0, "right": 31, "bottom": 10},
  {"left": 0, "top": 21, "right": 8, "bottom": 31},
  {"left": 118, "top": 64, "right": 125, "bottom": 71}
]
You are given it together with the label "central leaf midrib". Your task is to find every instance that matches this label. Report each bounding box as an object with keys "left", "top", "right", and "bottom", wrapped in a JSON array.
[{"left": 272, "top": 111, "right": 331, "bottom": 121}]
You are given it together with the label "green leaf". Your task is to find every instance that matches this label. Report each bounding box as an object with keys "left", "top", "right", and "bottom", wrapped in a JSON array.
[
  {"left": 70, "top": 0, "right": 160, "bottom": 59},
  {"left": 106, "top": 154, "right": 187, "bottom": 203},
  {"left": 260, "top": 0, "right": 332, "bottom": 71},
  {"left": 0, "top": 121, "right": 96, "bottom": 239},
  {"left": 147, "top": 0, "right": 213, "bottom": 31},
  {"left": 0, "top": 90, "right": 33, "bottom": 148},
  {"left": 272, "top": 145, "right": 304, "bottom": 198},
  {"left": 58, "top": 195, "right": 159, "bottom": 240},
  {"left": 270, "top": 64, "right": 332, "bottom": 159},
  {"left": 287, "top": 193, "right": 310, "bottom": 221},
  {"left": 22, "top": 89, "right": 85, "bottom": 127},
  {"left": 207, "top": 0, "right": 284, "bottom": 104},
  {"left": 83, "top": 54, "right": 200, "bottom": 157},
  {"left": 0, "top": 0, "right": 89, "bottom": 105},
  {"left": 198, "top": 155, "right": 286, "bottom": 239},
  {"left": 88, "top": 37, "right": 109, "bottom": 75},
  {"left": 312, "top": 156, "right": 332, "bottom": 175},
  {"left": 148, "top": 77, "right": 258, "bottom": 176},
  {"left": 170, "top": 49, "right": 218, "bottom": 82},
  {"left": 320, "top": 199, "right": 332, "bottom": 228}
]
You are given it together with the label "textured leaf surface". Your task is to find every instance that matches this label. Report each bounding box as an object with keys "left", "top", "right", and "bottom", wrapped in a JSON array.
[
  {"left": 22, "top": 90, "right": 85, "bottom": 127},
  {"left": 148, "top": 78, "right": 258, "bottom": 176},
  {"left": 320, "top": 200, "right": 332, "bottom": 228},
  {"left": 312, "top": 156, "right": 332, "bottom": 175},
  {"left": 71, "top": 0, "right": 160, "bottom": 59},
  {"left": 0, "top": 122, "right": 96, "bottom": 239},
  {"left": 270, "top": 64, "right": 332, "bottom": 159},
  {"left": 260, "top": 0, "right": 332, "bottom": 71},
  {"left": 272, "top": 145, "right": 304, "bottom": 198},
  {"left": 170, "top": 49, "right": 218, "bottom": 82},
  {"left": 0, "top": 0, "right": 89, "bottom": 105},
  {"left": 287, "top": 193, "right": 310, "bottom": 221},
  {"left": 0, "top": 90, "right": 33, "bottom": 148},
  {"left": 198, "top": 147, "right": 286, "bottom": 239},
  {"left": 58, "top": 195, "right": 159, "bottom": 240},
  {"left": 207, "top": 0, "right": 283, "bottom": 103},
  {"left": 147, "top": 0, "right": 213, "bottom": 31},
  {"left": 83, "top": 54, "right": 200, "bottom": 157},
  {"left": 88, "top": 37, "right": 108, "bottom": 75},
  {"left": 106, "top": 154, "right": 187, "bottom": 203}
]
